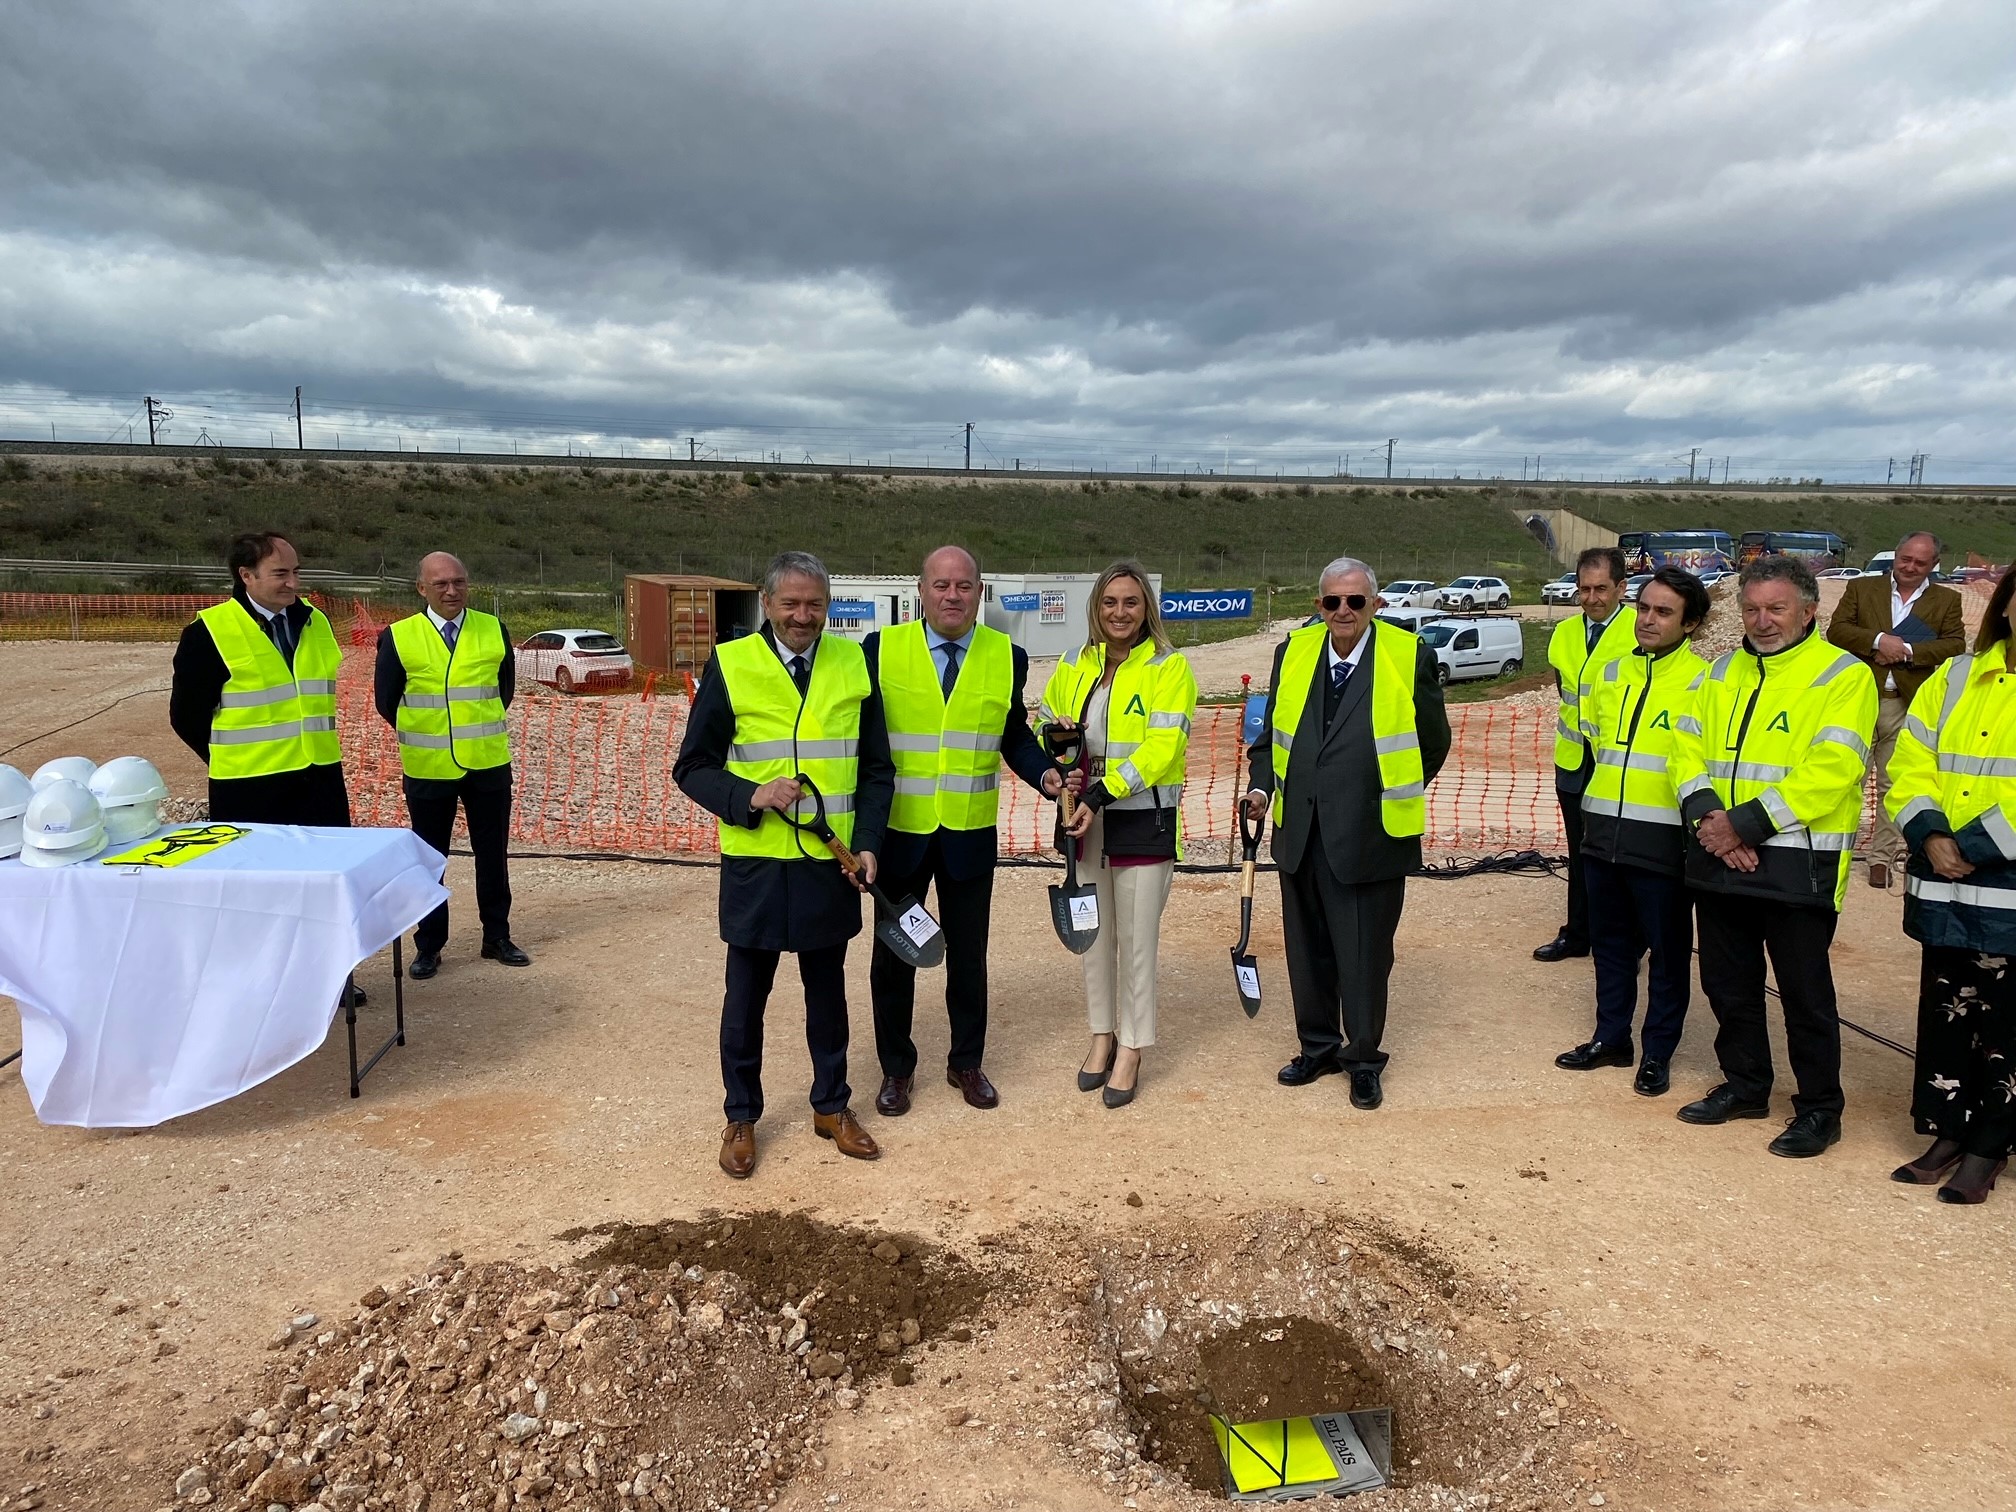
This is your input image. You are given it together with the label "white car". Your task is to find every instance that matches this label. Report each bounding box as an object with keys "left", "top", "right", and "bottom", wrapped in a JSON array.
[
  {"left": 1417, "top": 617, "right": 1524, "bottom": 684},
  {"left": 1377, "top": 579, "right": 1442, "bottom": 609},
  {"left": 1623, "top": 573, "right": 1654, "bottom": 603},
  {"left": 1815, "top": 567, "right": 1862, "bottom": 581},
  {"left": 1437, "top": 576, "right": 1512, "bottom": 611},
  {"left": 1540, "top": 572, "right": 1577, "bottom": 604},
  {"left": 1697, "top": 568, "right": 1734, "bottom": 589},
  {"left": 515, "top": 628, "right": 636, "bottom": 693},
  {"left": 1375, "top": 607, "right": 1449, "bottom": 634}
]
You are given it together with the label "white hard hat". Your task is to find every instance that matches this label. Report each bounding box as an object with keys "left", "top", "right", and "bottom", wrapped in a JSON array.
[
  {"left": 90, "top": 757, "right": 171, "bottom": 845},
  {"left": 32, "top": 755, "right": 98, "bottom": 791},
  {"left": 18, "top": 779, "right": 108, "bottom": 868},
  {"left": 0, "top": 764, "right": 32, "bottom": 860}
]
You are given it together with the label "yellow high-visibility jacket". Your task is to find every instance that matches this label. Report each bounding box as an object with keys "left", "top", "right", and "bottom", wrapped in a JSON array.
[
  {"left": 1039, "top": 637, "right": 1197, "bottom": 859},
  {"left": 1578, "top": 640, "right": 1710, "bottom": 877}
]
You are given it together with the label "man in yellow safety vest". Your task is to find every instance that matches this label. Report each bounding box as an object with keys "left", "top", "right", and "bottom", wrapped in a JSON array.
[
  {"left": 373, "top": 551, "right": 528, "bottom": 980},
  {"left": 1553, "top": 566, "right": 1711, "bottom": 1097},
  {"left": 1536, "top": 546, "right": 1639, "bottom": 961},
  {"left": 673, "top": 550, "right": 895, "bottom": 1180},
  {"left": 1671, "top": 554, "right": 1877, "bottom": 1158},
  {"left": 169, "top": 531, "right": 350, "bottom": 828},
  {"left": 863, "top": 546, "right": 1060, "bottom": 1116}
]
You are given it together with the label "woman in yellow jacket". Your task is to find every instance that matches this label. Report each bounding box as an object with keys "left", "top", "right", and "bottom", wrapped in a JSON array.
[{"left": 1040, "top": 561, "right": 1198, "bottom": 1108}]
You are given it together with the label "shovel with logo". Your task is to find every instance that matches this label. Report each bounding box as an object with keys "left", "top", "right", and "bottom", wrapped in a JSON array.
[
  {"left": 1042, "top": 722, "right": 1101, "bottom": 954},
  {"left": 1230, "top": 790, "right": 1264, "bottom": 1017},
  {"left": 778, "top": 772, "right": 946, "bottom": 969}
]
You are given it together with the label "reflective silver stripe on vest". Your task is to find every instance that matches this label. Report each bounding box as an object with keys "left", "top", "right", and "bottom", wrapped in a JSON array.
[
  {"left": 1937, "top": 754, "right": 2016, "bottom": 778},
  {"left": 729, "top": 738, "right": 859, "bottom": 763},
  {"left": 457, "top": 720, "right": 507, "bottom": 739},
  {"left": 1382, "top": 781, "right": 1426, "bottom": 801},
  {"left": 1677, "top": 774, "right": 1716, "bottom": 800},
  {"left": 1761, "top": 829, "right": 1852, "bottom": 851},
  {"left": 398, "top": 731, "right": 452, "bottom": 749},
  {"left": 1707, "top": 759, "right": 1793, "bottom": 782},
  {"left": 1116, "top": 759, "right": 1145, "bottom": 793},
  {"left": 1274, "top": 729, "right": 1294, "bottom": 753},
  {"left": 888, "top": 733, "right": 940, "bottom": 753},
  {"left": 1905, "top": 875, "right": 2016, "bottom": 910},
  {"left": 893, "top": 776, "right": 937, "bottom": 796},
  {"left": 941, "top": 730, "right": 1002, "bottom": 752},
  {"left": 1936, "top": 657, "right": 1974, "bottom": 735},
  {"left": 1108, "top": 784, "right": 1184, "bottom": 810},
  {"left": 788, "top": 792, "right": 855, "bottom": 819},
  {"left": 399, "top": 693, "right": 450, "bottom": 710},
  {"left": 297, "top": 679, "right": 336, "bottom": 695},
  {"left": 1904, "top": 715, "right": 1936, "bottom": 747},
  {"left": 1892, "top": 795, "right": 1943, "bottom": 831},
  {"left": 209, "top": 716, "right": 336, "bottom": 745},
  {"left": 1708, "top": 654, "right": 1735, "bottom": 682},
  {"left": 1605, "top": 800, "right": 1682, "bottom": 825},
  {"left": 1104, "top": 739, "right": 1143, "bottom": 759},
  {"left": 1556, "top": 716, "right": 1579, "bottom": 741},
  {"left": 1811, "top": 653, "right": 1861, "bottom": 686},
  {"left": 1374, "top": 732, "right": 1420, "bottom": 756},
  {"left": 940, "top": 773, "right": 1000, "bottom": 794},
  {"left": 1980, "top": 805, "right": 2016, "bottom": 861},
  {"left": 1675, "top": 715, "right": 1703, "bottom": 736},
  {"left": 1758, "top": 787, "right": 1799, "bottom": 831},
  {"left": 219, "top": 684, "right": 308, "bottom": 709},
  {"left": 1594, "top": 749, "right": 1668, "bottom": 773},
  {"left": 447, "top": 685, "right": 501, "bottom": 702},
  {"left": 1148, "top": 711, "right": 1191, "bottom": 733},
  {"left": 1813, "top": 725, "right": 1870, "bottom": 760}
]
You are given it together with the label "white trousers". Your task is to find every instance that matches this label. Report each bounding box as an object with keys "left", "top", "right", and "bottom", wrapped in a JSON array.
[{"left": 1079, "top": 814, "right": 1175, "bottom": 1049}]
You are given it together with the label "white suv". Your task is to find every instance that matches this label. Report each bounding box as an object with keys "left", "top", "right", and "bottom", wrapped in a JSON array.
[
  {"left": 1377, "top": 579, "right": 1441, "bottom": 609},
  {"left": 1437, "top": 576, "right": 1512, "bottom": 611},
  {"left": 1540, "top": 572, "right": 1577, "bottom": 605}
]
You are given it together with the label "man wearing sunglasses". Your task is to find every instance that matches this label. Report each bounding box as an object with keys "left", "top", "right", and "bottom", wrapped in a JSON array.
[{"left": 1244, "top": 558, "right": 1450, "bottom": 1110}]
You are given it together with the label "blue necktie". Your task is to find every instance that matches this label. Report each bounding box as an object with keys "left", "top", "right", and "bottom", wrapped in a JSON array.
[
  {"left": 268, "top": 612, "right": 292, "bottom": 661},
  {"left": 1331, "top": 660, "right": 1350, "bottom": 692},
  {"left": 940, "top": 643, "right": 961, "bottom": 698},
  {"left": 441, "top": 619, "right": 459, "bottom": 652}
]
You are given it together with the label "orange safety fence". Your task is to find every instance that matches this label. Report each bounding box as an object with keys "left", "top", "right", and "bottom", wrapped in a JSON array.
[{"left": 0, "top": 591, "right": 376, "bottom": 644}]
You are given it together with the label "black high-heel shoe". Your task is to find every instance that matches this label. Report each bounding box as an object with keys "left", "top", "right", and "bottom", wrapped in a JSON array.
[
  {"left": 1077, "top": 1038, "right": 1117, "bottom": 1093},
  {"left": 1936, "top": 1155, "right": 2007, "bottom": 1205},
  {"left": 1102, "top": 1053, "right": 1140, "bottom": 1109},
  {"left": 1891, "top": 1137, "right": 1964, "bottom": 1185}
]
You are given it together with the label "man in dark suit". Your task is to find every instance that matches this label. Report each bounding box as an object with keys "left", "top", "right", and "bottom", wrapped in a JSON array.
[
  {"left": 1824, "top": 530, "right": 1966, "bottom": 887},
  {"left": 861, "top": 546, "right": 1060, "bottom": 1114},
  {"left": 1245, "top": 557, "right": 1450, "bottom": 1109}
]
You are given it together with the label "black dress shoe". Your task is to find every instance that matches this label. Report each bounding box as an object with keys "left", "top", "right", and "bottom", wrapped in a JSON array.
[
  {"left": 1767, "top": 1110, "right": 1842, "bottom": 1158},
  {"left": 1555, "top": 1039, "right": 1634, "bottom": 1071},
  {"left": 408, "top": 951, "right": 441, "bottom": 981},
  {"left": 1633, "top": 1059, "right": 1670, "bottom": 1097},
  {"left": 1677, "top": 1083, "right": 1771, "bottom": 1125},
  {"left": 1349, "top": 1068, "right": 1383, "bottom": 1110},
  {"left": 1532, "top": 932, "right": 1590, "bottom": 962},
  {"left": 875, "top": 1074, "right": 913, "bottom": 1117},
  {"left": 1277, "top": 1054, "right": 1343, "bottom": 1087},
  {"left": 481, "top": 938, "right": 532, "bottom": 967}
]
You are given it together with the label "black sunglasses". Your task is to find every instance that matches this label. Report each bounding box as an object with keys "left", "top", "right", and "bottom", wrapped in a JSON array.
[{"left": 1319, "top": 594, "right": 1368, "bottom": 612}]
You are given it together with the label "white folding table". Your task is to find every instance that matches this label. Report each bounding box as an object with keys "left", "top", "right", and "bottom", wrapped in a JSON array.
[{"left": 0, "top": 824, "right": 448, "bottom": 1127}]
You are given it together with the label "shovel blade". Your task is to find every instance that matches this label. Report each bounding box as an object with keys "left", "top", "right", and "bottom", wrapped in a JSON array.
[
  {"left": 1231, "top": 949, "right": 1262, "bottom": 1018},
  {"left": 876, "top": 894, "right": 946, "bottom": 969},
  {"left": 1049, "top": 881, "right": 1100, "bottom": 954}
]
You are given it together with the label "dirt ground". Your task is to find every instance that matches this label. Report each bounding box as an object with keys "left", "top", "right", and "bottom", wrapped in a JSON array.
[{"left": 2, "top": 644, "right": 2014, "bottom": 1512}]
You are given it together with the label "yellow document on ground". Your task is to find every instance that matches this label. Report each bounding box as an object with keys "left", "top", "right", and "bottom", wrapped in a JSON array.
[
  {"left": 1210, "top": 1409, "right": 1388, "bottom": 1501},
  {"left": 100, "top": 825, "right": 249, "bottom": 868}
]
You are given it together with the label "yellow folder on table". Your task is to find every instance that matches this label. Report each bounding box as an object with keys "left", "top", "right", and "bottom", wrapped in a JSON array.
[{"left": 100, "top": 825, "right": 249, "bottom": 869}]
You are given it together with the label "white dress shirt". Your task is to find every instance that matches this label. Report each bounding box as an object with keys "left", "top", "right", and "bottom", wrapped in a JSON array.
[{"left": 1881, "top": 579, "right": 1928, "bottom": 694}]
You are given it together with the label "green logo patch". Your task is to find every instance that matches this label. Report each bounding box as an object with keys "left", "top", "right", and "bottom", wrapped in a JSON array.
[
  {"left": 1649, "top": 710, "right": 1672, "bottom": 730},
  {"left": 1124, "top": 694, "right": 1147, "bottom": 717},
  {"left": 1768, "top": 711, "right": 1791, "bottom": 733}
]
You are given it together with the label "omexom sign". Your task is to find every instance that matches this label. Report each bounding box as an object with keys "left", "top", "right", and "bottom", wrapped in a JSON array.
[{"left": 1160, "top": 589, "right": 1254, "bottom": 621}]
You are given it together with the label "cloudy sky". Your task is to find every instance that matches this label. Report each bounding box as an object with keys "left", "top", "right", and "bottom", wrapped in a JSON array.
[{"left": 2, "top": 0, "right": 2011, "bottom": 481}]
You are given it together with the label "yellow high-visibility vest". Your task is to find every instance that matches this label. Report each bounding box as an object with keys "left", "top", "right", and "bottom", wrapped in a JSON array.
[
  {"left": 715, "top": 633, "right": 868, "bottom": 859},
  {"left": 390, "top": 610, "right": 511, "bottom": 779},
  {"left": 1267, "top": 622, "right": 1427, "bottom": 837},
  {"left": 1038, "top": 637, "right": 1197, "bottom": 857},
  {"left": 1549, "top": 610, "right": 1637, "bottom": 771},
  {"left": 197, "top": 600, "right": 342, "bottom": 779},
  {"left": 879, "top": 621, "right": 1011, "bottom": 834}
]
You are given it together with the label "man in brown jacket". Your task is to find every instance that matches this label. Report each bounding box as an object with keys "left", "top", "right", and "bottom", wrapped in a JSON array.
[{"left": 1824, "top": 530, "right": 1966, "bottom": 885}]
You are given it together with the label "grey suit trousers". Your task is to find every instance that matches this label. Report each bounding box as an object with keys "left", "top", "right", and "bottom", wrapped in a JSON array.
[{"left": 1280, "top": 842, "right": 1406, "bottom": 1070}]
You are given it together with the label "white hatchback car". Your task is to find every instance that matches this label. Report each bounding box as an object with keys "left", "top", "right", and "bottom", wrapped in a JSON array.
[
  {"left": 1540, "top": 572, "right": 1577, "bottom": 604},
  {"left": 1437, "top": 575, "right": 1512, "bottom": 611},
  {"left": 515, "top": 628, "right": 636, "bottom": 693},
  {"left": 1377, "top": 579, "right": 1442, "bottom": 609}
]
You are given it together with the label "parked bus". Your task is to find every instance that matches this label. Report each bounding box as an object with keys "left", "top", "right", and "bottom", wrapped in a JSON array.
[
  {"left": 1738, "top": 530, "right": 1847, "bottom": 571},
  {"left": 1615, "top": 529, "right": 1736, "bottom": 575}
]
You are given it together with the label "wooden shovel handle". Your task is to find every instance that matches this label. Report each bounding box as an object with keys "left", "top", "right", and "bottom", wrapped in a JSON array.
[{"left": 1240, "top": 858, "right": 1255, "bottom": 900}]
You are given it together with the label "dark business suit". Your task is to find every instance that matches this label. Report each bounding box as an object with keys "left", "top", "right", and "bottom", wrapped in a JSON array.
[
  {"left": 860, "top": 632, "right": 1054, "bottom": 1077},
  {"left": 1248, "top": 625, "right": 1450, "bottom": 1070},
  {"left": 168, "top": 587, "right": 351, "bottom": 826}
]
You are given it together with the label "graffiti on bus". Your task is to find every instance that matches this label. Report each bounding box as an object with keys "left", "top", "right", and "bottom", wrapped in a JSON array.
[
  {"left": 1615, "top": 530, "right": 1737, "bottom": 576},
  {"left": 1737, "top": 531, "right": 1847, "bottom": 570}
]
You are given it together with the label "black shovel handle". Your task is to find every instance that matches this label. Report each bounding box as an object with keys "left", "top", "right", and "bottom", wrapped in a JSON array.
[{"left": 773, "top": 772, "right": 889, "bottom": 906}]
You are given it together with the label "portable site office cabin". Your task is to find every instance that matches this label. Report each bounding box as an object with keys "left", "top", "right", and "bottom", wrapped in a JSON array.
[
  {"left": 824, "top": 575, "right": 923, "bottom": 641},
  {"left": 979, "top": 571, "right": 1164, "bottom": 659},
  {"left": 622, "top": 574, "right": 762, "bottom": 674}
]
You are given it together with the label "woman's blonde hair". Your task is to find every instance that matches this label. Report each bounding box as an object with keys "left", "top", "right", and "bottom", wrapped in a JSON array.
[{"left": 1084, "top": 559, "right": 1172, "bottom": 656}]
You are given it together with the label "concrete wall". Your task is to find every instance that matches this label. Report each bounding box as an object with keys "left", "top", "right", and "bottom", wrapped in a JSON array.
[{"left": 1514, "top": 507, "right": 1618, "bottom": 567}]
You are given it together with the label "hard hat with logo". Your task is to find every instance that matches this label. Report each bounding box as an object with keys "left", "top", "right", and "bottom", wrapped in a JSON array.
[
  {"left": 89, "top": 757, "right": 171, "bottom": 845},
  {"left": 0, "top": 764, "right": 33, "bottom": 860},
  {"left": 32, "top": 755, "right": 98, "bottom": 791},
  {"left": 18, "top": 779, "right": 108, "bottom": 868}
]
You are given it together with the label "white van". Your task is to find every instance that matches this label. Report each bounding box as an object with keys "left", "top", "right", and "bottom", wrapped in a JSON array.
[{"left": 1416, "top": 616, "right": 1524, "bottom": 684}]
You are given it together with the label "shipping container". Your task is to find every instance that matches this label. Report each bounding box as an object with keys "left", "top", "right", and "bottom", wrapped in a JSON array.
[{"left": 622, "top": 574, "right": 761, "bottom": 674}]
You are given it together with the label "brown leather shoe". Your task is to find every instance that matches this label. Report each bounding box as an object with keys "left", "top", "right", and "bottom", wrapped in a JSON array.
[
  {"left": 719, "top": 1121, "right": 756, "bottom": 1179},
  {"left": 947, "top": 1066, "right": 1000, "bottom": 1109},
  {"left": 813, "top": 1107, "right": 881, "bottom": 1160},
  {"left": 875, "top": 1074, "right": 913, "bottom": 1117},
  {"left": 1869, "top": 862, "right": 1891, "bottom": 889}
]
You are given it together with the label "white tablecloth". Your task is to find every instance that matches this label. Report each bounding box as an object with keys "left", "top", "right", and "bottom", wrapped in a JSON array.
[{"left": 0, "top": 825, "right": 448, "bottom": 1127}]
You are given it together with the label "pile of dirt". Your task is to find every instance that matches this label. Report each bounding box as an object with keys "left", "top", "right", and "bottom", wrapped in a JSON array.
[{"left": 166, "top": 1215, "right": 990, "bottom": 1512}]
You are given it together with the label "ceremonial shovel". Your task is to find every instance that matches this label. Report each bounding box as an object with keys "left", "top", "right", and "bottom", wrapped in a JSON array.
[
  {"left": 1043, "top": 723, "right": 1101, "bottom": 954},
  {"left": 1230, "top": 793, "right": 1264, "bottom": 1017},
  {"left": 778, "top": 773, "right": 946, "bottom": 969}
]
